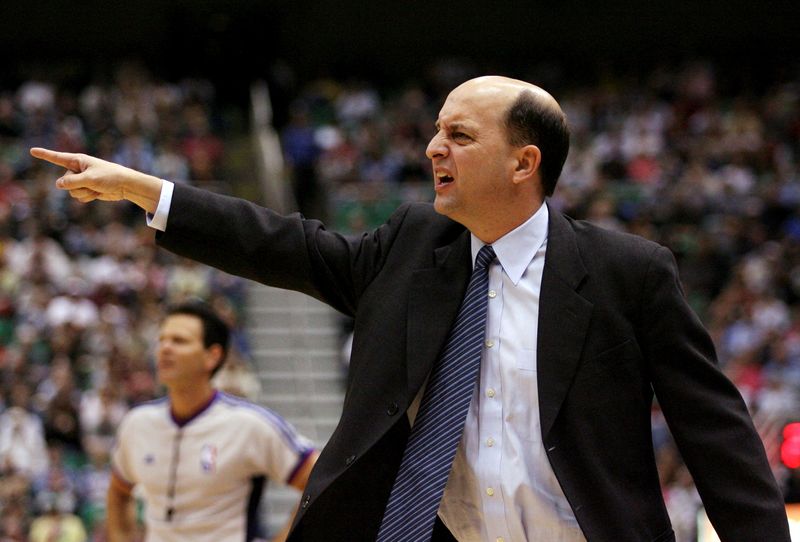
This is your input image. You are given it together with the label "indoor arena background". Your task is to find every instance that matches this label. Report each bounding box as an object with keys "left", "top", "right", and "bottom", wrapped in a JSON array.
[{"left": 0, "top": 2, "right": 798, "bottom": 540}]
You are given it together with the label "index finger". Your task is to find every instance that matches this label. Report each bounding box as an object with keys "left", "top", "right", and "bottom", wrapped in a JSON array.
[{"left": 30, "top": 148, "right": 84, "bottom": 171}]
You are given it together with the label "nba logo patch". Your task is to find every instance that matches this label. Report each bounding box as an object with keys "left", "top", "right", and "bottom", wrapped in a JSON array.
[{"left": 200, "top": 444, "right": 217, "bottom": 474}]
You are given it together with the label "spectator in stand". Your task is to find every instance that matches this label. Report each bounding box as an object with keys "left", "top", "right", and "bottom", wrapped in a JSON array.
[
  {"left": 0, "top": 382, "right": 49, "bottom": 481},
  {"left": 282, "top": 101, "right": 323, "bottom": 219}
]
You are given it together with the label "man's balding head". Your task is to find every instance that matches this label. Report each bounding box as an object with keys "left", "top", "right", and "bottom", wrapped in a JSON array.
[
  {"left": 451, "top": 76, "right": 570, "bottom": 196},
  {"left": 427, "top": 76, "right": 570, "bottom": 240},
  {"left": 451, "top": 75, "right": 557, "bottom": 105}
]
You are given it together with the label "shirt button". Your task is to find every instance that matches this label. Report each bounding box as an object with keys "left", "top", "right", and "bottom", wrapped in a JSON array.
[
  {"left": 485, "top": 339, "right": 494, "bottom": 348},
  {"left": 486, "top": 487, "right": 495, "bottom": 496},
  {"left": 488, "top": 290, "right": 497, "bottom": 298},
  {"left": 486, "top": 388, "right": 496, "bottom": 398},
  {"left": 486, "top": 437, "right": 495, "bottom": 447}
]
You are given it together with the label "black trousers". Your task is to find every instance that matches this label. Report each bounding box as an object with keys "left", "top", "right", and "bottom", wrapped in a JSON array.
[{"left": 431, "top": 516, "right": 458, "bottom": 542}]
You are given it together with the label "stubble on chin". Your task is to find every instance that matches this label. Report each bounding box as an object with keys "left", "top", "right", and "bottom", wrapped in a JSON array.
[{"left": 433, "top": 195, "right": 456, "bottom": 218}]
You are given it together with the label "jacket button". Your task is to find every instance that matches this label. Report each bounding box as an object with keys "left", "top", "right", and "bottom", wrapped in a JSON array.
[
  {"left": 386, "top": 402, "right": 399, "bottom": 416},
  {"left": 301, "top": 494, "right": 310, "bottom": 509},
  {"left": 345, "top": 454, "right": 356, "bottom": 466}
]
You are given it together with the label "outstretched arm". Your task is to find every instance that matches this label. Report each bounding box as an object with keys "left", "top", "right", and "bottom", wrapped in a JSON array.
[{"left": 29, "top": 148, "right": 164, "bottom": 213}]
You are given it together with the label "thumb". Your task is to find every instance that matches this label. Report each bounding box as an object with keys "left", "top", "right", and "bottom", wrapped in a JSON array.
[{"left": 57, "top": 171, "right": 90, "bottom": 191}]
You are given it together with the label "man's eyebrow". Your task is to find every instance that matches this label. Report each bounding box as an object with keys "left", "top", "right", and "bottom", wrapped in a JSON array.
[{"left": 435, "top": 121, "right": 471, "bottom": 132}]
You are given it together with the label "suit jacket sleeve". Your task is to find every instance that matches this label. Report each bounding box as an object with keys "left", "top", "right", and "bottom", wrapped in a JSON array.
[
  {"left": 155, "top": 182, "right": 410, "bottom": 316},
  {"left": 640, "top": 245, "right": 790, "bottom": 541}
]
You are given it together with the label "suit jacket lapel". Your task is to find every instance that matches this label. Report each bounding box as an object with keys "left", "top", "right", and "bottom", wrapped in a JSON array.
[
  {"left": 406, "top": 231, "right": 472, "bottom": 397},
  {"left": 404, "top": 210, "right": 593, "bottom": 438},
  {"left": 538, "top": 206, "right": 593, "bottom": 439}
]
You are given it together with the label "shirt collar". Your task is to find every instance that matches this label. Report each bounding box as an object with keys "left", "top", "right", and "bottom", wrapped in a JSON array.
[
  {"left": 170, "top": 389, "right": 219, "bottom": 428},
  {"left": 470, "top": 202, "right": 549, "bottom": 285}
]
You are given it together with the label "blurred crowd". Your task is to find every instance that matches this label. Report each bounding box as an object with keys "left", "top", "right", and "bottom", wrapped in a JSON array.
[
  {"left": 281, "top": 60, "right": 800, "bottom": 541},
  {"left": 0, "top": 64, "right": 254, "bottom": 541},
  {"left": 0, "top": 58, "right": 798, "bottom": 541}
]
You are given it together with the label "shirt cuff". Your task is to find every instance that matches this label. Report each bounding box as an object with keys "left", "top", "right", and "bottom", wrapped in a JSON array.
[{"left": 145, "top": 180, "right": 174, "bottom": 232}]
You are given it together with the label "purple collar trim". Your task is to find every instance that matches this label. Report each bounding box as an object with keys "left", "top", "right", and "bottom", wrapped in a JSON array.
[{"left": 170, "top": 390, "right": 218, "bottom": 427}]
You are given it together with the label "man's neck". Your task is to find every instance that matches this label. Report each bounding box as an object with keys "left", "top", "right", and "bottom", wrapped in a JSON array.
[
  {"left": 168, "top": 384, "right": 216, "bottom": 422},
  {"left": 472, "top": 199, "right": 545, "bottom": 244}
]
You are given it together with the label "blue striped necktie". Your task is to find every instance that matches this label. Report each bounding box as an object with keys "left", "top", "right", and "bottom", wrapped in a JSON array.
[{"left": 377, "top": 244, "right": 496, "bottom": 541}]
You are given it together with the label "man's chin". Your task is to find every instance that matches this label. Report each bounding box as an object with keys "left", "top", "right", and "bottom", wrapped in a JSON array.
[
  {"left": 433, "top": 197, "right": 452, "bottom": 216},
  {"left": 433, "top": 197, "right": 461, "bottom": 223}
]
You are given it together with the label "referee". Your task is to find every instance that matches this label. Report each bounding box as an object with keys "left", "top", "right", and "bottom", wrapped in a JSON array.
[{"left": 107, "top": 301, "right": 318, "bottom": 542}]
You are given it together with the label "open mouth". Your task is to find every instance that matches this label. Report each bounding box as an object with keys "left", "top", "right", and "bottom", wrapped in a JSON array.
[{"left": 436, "top": 172, "right": 455, "bottom": 187}]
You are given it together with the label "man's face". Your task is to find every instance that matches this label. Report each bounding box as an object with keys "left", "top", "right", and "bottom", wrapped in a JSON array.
[
  {"left": 426, "top": 82, "right": 518, "bottom": 232},
  {"left": 156, "top": 314, "right": 215, "bottom": 387}
]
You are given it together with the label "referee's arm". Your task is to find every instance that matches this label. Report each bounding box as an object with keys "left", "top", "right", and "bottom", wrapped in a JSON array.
[
  {"left": 107, "top": 470, "right": 136, "bottom": 542},
  {"left": 271, "top": 450, "right": 320, "bottom": 542}
]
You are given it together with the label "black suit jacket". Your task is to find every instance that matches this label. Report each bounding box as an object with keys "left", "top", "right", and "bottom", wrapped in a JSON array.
[{"left": 157, "top": 183, "right": 790, "bottom": 541}]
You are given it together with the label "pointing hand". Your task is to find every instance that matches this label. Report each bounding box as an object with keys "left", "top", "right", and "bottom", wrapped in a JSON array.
[{"left": 30, "top": 147, "right": 163, "bottom": 213}]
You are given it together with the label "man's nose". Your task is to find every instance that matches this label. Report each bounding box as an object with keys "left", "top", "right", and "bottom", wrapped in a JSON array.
[{"left": 426, "top": 131, "right": 448, "bottom": 159}]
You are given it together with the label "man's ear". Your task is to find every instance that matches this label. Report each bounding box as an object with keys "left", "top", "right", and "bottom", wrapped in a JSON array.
[
  {"left": 512, "top": 144, "right": 542, "bottom": 184},
  {"left": 205, "top": 344, "right": 224, "bottom": 373}
]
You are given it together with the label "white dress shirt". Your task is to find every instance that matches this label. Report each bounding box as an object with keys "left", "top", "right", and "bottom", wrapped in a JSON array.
[
  {"left": 439, "top": 203, "right": 586, "bottom": 542},
  {"left": 148, "top": 184, "right": 585, "bottom": 541},
  {"left": 145, "top": 180, "right": 174, "bottom": 231}
]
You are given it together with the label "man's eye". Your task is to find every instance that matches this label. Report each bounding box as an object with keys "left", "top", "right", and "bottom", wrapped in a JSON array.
[{"left": 452, "top": 132, "right": 470, "bottom": 141}]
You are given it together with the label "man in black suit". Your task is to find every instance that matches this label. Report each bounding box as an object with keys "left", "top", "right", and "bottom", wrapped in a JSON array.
[{"left": 32, "top": 75, "right": 789, "bottom": 541}]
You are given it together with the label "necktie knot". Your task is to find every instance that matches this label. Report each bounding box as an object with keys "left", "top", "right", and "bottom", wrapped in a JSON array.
[{"left": 475, "top": 245, "right": 496, "bottom": 271}]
